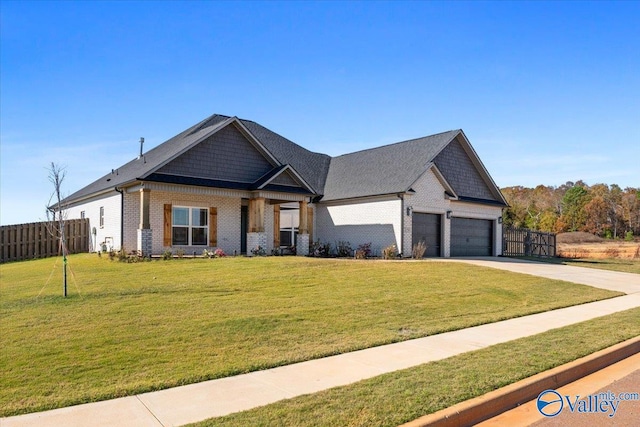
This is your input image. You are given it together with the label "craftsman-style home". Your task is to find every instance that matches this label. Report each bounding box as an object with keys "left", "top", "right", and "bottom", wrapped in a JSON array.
[{"left": 62, "top": 114, "right": 507, "bottom": 257}]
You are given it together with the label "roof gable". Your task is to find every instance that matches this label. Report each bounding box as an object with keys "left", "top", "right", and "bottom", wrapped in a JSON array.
[
  {"left": 433, "top": 133, "right": 506, "bottom": 204},
  {"left": 157, "top": 123, "right": 275, "bottom": 183}
]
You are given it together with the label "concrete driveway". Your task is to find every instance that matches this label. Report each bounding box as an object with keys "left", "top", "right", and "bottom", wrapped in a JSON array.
[{"left": 441, "top": 257, "right": 640, "bottom": 295}]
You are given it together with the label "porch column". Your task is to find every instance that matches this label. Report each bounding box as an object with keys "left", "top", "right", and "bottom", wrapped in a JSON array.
[
  {"left": 296, "top": 200, "right": 309, "bottom": 256},
  {"left": 247, "top": 197, "right": 267, "bottom": 255},
  {"left": 137, "top": 188, "right": 152, "bottom": 256}
]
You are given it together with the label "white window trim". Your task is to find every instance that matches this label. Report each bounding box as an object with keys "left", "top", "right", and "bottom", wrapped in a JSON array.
[{"left": 172, "top": 206, "right": 209, "bottom": 246}]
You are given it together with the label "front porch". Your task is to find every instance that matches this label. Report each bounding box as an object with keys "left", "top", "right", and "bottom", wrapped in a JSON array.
[{"left": 122, "top": 183, "right": 314, "bottom": 257}]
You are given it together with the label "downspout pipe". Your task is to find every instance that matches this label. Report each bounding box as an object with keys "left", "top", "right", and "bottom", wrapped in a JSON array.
[
  {"left": 398, "top": 193, "right": 404, "bottom": 257},
  {"left": 115, "top": 187, "right": 124, "bottom": 251}
]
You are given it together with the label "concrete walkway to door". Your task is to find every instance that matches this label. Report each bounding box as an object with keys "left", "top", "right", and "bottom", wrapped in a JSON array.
[{"left": 2, "top": 258, "right": 639, "bottom": 427}]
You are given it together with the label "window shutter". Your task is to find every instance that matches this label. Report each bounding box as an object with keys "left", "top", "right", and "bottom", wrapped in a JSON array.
[
  {"left": 163, "top": 204, "right": 172, "bottom": 246},
  {"left": 273, "top": 205, "right": 280, "bottom": 248},
  {"left": 209, "top": 207, "right": 217, "bottom": 247}
]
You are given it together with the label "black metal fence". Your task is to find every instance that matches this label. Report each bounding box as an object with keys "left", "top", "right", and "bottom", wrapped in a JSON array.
[{"left": 503, "top": 228, "right": 556, "bottom": 258}]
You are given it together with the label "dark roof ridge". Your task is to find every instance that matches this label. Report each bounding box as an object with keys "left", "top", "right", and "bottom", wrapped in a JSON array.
[{"left": 332, "top": 129, "right": 461, "bottom": 159}]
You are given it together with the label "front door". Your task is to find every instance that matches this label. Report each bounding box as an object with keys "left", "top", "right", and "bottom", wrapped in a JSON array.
[{"left": 241, "top": 205, "right": 248, "bottom": 254}]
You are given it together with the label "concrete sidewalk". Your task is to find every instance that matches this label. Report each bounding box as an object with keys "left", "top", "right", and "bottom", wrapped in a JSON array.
[{"left": 3, "top": 260, "right": 639, "bottom": 427}]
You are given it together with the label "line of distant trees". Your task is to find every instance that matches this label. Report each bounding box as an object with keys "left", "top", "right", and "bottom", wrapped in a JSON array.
[{"left": 501, "top": 181, "right": 640, "bottom": 239}]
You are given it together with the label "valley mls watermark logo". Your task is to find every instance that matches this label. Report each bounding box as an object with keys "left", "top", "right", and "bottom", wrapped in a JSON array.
[
  {"left": 537, "top": 389, "right": 640, "bottom": 418},
  {"left": 537, "top": 390, "right": 564, "bottom": 417}
]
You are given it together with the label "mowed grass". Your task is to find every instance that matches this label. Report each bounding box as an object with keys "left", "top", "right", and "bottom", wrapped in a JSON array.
[
  {"left": 0, "top": 255, "right": 621, "bottom": 416},
  {"left": 196, "top": 307, "right": 640, "bottom": 427}
]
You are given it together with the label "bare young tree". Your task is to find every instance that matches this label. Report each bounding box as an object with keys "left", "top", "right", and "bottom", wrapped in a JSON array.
[{"left": 46, "top": 162, "right": 69, "bottom": 297}]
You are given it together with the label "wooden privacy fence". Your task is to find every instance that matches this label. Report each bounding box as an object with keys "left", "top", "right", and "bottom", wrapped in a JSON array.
[
  {"left": 503, "top": 227, "right": 556, "bottom": 258},
  {"left": 0, "top": 219, "right": 90, "bottom": 263}
]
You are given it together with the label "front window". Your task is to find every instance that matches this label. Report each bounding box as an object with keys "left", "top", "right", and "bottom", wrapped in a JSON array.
[
  {"left": 172, "top": 207, "right": 208, "bottom": 245},
  {"left": 279, "top": 207, "right": 299, "bottom": 247}
]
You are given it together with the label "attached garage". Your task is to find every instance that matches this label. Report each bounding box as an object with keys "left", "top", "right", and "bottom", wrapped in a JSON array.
[
  {"left": 451, "top": 217, "right": 493, "bottom": 256},
  {"left": 412, "top": 213, "right": 441, "bottom": 257}
]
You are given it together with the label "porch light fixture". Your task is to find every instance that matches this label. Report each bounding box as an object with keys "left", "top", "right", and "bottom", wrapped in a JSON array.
[
  {"left": 446, "top": 210, "right": 452, "bottom": 219},
  {"left": 406, "top": 206, "right": 413, "bottom": 216},
  {"left": 498, "top": 217, "right": 503, "bottom": 224}
]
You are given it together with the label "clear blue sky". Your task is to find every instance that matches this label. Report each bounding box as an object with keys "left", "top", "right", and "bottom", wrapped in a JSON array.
[{"left": 1, "top": 1, "right": 638, "bottom": 226}]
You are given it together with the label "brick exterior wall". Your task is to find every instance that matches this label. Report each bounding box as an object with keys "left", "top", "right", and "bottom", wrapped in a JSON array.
[
  {"left": 123, "top": 190, "right": 243, "bottom": 255},
  {"left": 247, "top": 232, "right": 267, "bottom": 255},
  {"left": 315, "top": 197, "right": 402, "bottom": 257},
  {"left": 66, "top": 169, "right": 501, "bottom": 258},
  {"left": 296, "top": 233, "right": 310, "bottom": 256},
  {"left": 137, "top": 229, "right": 153, "bottom": 256},
  {"left": 66, "top": 192, "right": 122, "bottom": 251},
  {"left": 121, "top": 189, "right": 287, "bottom": 256}
]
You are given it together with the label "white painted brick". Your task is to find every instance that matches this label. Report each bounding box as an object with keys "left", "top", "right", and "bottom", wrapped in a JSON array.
[
  {"left": 315, "top": 197, "right": 402, "bottom": 256},
  {"left": 66, "top": 192, "right": 122, "bottom": 251}
]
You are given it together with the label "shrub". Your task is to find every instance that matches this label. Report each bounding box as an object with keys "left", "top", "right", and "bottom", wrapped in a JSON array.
[
  {"left": 412, "top": 240, "right": 427, "bottom": 259},
  {"left": 382, "top": 244, "right": 397, "bottom": 260},
  {"left": 162, "top": 250, "right": 173, "bottom": 260},
  {"left": 175, "top": 248, "right": 185, "bottom": 259},
  {"left": 251, "top": 246, "right": 267, "bottom": 256},
  {"left": 203, "top": 248, "right": 227, "bottom": 258},
  {"left": 310, "top": 240, "right": 331, "bottom": 257},
  {"left": 625, "top": 231, "right": 634, "bottom": 242},
  {"left": 335, "top": 241, "right": 353, "bottom": 257},
  {"left": 355, "top": 242, "right": 372, "bottom": 259}
]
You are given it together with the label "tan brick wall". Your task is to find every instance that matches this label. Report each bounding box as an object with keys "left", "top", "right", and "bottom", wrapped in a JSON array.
[{"left": 124, "top": 190, "right": 243, "bottom": 255}]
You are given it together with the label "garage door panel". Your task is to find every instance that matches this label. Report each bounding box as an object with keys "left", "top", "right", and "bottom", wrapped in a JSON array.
[
  {"left": 451, "top": 218, "right": 493, "bottom": 257},
  {"left": 412, "top": 213, "right": 441, "bottom": 257}
]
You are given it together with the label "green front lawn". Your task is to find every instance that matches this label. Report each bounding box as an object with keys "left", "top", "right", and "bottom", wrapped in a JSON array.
[
  {"left": 197, "top": 307, "right": 640, "bottom": 427},
  {"left": 0, "top": 255, "right": 621, "bottom": 416}
]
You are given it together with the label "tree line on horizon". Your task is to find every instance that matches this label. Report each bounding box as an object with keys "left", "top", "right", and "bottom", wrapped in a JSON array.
[{"left": 501, "top": 181, "right": 640, "bottom": 238}]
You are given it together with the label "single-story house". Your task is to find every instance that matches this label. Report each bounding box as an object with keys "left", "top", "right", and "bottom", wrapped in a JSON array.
[{"left": 61, "top": 114, "right": 508, "bottom": 257}]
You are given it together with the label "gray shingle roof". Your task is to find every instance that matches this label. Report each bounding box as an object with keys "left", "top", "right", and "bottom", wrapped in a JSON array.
[
  {"left": 63, "top": 115, "right": 234, "bottom": 204},
  {"left": 62, "top": 115, "right": 330, "bottom": 204},
  {"left": 63, "top": 114, "right": 505, "bottom": 207},
  {"left": 321, "top": 130, "right": 461, "bottom": 201},
  {"left": 239, "top": 119, "right": 331, "bottom": 194}
]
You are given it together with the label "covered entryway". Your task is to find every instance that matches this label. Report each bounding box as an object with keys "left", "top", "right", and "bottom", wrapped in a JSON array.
[
  {"left": 451, "top": 217, "right": 493, "bottom": 256},
  {"left": 412, "top": 213, "right": 441, "bottom": 257}
]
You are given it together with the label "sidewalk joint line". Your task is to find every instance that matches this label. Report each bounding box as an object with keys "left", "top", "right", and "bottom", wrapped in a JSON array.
[{"left": 135, "top": 395, "right": 165, "bottom": 427}]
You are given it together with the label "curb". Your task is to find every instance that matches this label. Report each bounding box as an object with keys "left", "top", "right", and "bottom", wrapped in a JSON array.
[{"left": 399, "top": 335, "right": 640, "bottom": 427}]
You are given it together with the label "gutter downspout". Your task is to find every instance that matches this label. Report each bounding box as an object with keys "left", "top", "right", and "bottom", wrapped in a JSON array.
[
  {"left": 398, "top": 193, "right": 404, "bottom": 257},
  {"left": 115, "top": 187, "right": 124, "bottom": 251}
]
